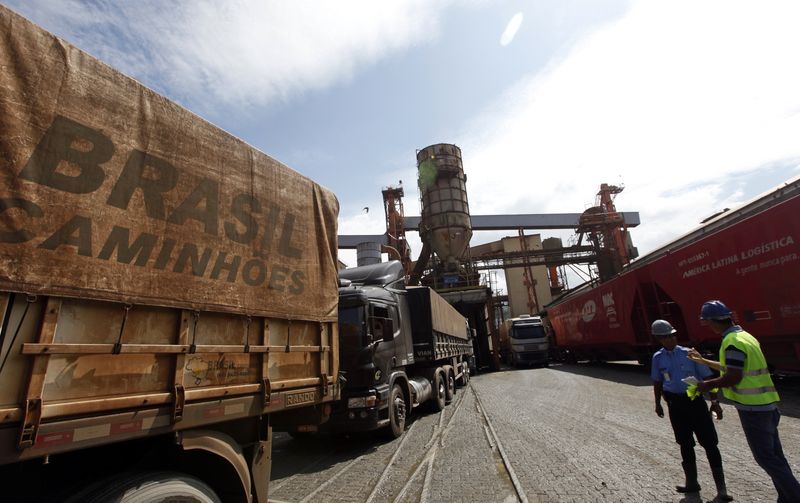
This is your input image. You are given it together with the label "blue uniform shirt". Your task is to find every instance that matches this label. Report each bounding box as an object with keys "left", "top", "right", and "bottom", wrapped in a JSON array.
[{"left": 651, "top": 345, "right": 712, "bottom": 394}]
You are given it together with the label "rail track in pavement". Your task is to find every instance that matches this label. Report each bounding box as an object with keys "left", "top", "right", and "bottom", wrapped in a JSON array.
[{"left": 269, "top": 381, "right": 529, "bottom": 503}]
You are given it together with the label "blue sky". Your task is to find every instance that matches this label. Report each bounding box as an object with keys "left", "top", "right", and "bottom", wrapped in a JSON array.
[{"left": 6, "top": 0, "right": 800, "bottom": 282}]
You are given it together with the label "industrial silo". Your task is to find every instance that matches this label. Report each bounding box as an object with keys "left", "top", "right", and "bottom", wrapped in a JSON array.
[
  {"left": 356, "top": 241, "right": 382, "bottom": 266},
  {"left": 416, "top": 144, "right": 472, "bottom": 272}
]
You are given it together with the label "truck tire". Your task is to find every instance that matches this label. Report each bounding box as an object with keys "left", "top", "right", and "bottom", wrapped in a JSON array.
[
  {"left": 431, "top": 370, "right": 446, "bottom": 411},
  {"left": 387, "top": 383, "right": 407, "bottom": 438},
  {"left": 66, "top": 471, "right": 221, "bottom": 503},
  {"left": 458, "top": 365, "right": 470, "bottom": 386},
  {"left": 445, "top": 370, "right": 455, "bottom": 404}
]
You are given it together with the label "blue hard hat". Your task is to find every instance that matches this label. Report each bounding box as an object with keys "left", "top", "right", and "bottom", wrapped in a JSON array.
[{"left": 700, "top": 300, "right": 732, "bottom": 320}]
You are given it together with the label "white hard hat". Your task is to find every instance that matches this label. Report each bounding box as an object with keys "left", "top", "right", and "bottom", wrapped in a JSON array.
[{"left": 651, "top": 319, "right": 677, "bottom": 337}]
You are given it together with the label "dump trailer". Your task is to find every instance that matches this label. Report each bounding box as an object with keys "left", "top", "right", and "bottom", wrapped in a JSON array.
[
  {"left": 0, "top": 6, "right": 340, "bottom": 502},
  {"left": 312, "top": 261, "right": 471, "bottom": 438},
  {"left": 498, "top": 315, "right": 549, "bottom": 367}
]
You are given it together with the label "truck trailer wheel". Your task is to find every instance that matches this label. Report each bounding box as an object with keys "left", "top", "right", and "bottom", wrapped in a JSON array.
[
  {"left": 66, "top": 471, "right": 221, "bottom": 503},
  {"left": 445, "top": 371, "right": 455, "bottom": 404},
  {"left": 388, "top": 383, "right": 407, "bottom": 438},
  {"left": 431, "top": 370, "right": 447, "bottom": 411},
  {"left": 458, "top": 365, "right": 470, "bottom": 386}
]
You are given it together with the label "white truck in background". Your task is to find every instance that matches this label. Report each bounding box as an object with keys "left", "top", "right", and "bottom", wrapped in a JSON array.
[{"left": 499, "top": 314, "right": 549, "bottom": 367}]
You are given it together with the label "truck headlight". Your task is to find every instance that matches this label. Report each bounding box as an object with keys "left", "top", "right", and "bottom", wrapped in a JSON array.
[
  {"left": 347, "top": 395, "right": 377, "bottom": 409},
  {"left": 347, "top": 397, "right": 366, "bottom": 408}
]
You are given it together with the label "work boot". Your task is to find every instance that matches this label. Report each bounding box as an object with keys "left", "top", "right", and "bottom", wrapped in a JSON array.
[
  {"left": 707, "top": 466, "right": 733, "bottom": 502},
  {"left": 676, "top": 461, "right": 701, "bottom": 493}
]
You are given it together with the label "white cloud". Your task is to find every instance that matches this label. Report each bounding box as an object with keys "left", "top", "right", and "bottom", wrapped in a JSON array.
[
  {"left": 169, "top": 1, "right": 449, "bottom": 107},
  {"left": 500, "top": 12, "right": 524, "bottom": 46},
  {"left": 457, "top": 0, "right": 800, "bottom": 257},
  {"left": 13, "top": 0, "right": 451, "bottom": 109}
]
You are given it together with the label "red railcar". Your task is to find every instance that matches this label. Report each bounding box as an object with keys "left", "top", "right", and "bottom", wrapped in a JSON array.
[{"left": 545, "top": 176, "right": 800, "bottom": 372}]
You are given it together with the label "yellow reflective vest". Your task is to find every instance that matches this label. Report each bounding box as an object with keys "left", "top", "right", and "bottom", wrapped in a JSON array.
[{"left": 719, "top": 329, "right": 779, "bottom": 405}]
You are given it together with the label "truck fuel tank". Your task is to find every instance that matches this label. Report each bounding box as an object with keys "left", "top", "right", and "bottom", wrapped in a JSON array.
[{"left": 408, "top": 376, "right": 433, "bottom": 407}]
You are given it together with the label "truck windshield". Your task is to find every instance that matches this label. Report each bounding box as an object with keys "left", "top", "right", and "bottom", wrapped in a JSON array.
[
  {"left": 512, "top": 324, "right": 546, "bottom": 339},
  {"left": 338, "top": 306, "right": 365, "bottom": 349}
]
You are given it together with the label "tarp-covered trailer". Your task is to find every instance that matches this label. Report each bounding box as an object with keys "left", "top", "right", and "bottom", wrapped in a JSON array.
[{"left": 0, "top": 6, "right": 339, "bottom": 502}]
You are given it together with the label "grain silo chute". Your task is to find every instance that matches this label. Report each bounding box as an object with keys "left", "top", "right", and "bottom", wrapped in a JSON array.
[{"left": 416, "top": 143, "right": 473, "bottom": 277}]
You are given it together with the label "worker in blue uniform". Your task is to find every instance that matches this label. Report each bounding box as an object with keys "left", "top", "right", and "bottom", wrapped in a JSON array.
[
  {"left": 651, "top": 319, "right": 732, "bottom": 502},
  {"left": 690, "top": 300, "right": 800, "bottom": 503}
]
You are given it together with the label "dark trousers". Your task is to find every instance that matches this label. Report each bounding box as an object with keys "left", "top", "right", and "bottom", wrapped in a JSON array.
[
  {"left": 665, "top": 393, "right": 722, "bottom": 469},
  {"left": 738, "top": 408, "right": 800, "bottom": 503}
]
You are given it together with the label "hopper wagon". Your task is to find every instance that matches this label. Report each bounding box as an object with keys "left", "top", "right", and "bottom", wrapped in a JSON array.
[{"left": 545, "top": 176, "right": 800, "bottom": 372}]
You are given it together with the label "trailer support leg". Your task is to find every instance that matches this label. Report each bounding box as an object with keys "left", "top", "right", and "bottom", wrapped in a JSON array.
[{"left": 250, "top": 430, "right": 272, "bottom": 503}]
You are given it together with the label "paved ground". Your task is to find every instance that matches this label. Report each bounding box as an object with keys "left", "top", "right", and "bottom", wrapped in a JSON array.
[
  {"left": 269, "top": 382, "right": 518, "bottom": 503},
  {"left": 269, "top": 363, "right": 800, "bottom": 502},
  {"left": 475, "top": 363, "right": 800, "bottom": 503}
]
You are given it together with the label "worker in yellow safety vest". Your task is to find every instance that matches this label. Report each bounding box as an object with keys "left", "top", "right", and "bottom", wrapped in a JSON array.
[{"left": 689, "top": 300, "right": 800, "bottom": 503}]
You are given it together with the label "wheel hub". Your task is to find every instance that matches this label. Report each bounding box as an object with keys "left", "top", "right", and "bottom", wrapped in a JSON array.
[{"left": 394, "top": 397, "right": 406, "bottom": 422}]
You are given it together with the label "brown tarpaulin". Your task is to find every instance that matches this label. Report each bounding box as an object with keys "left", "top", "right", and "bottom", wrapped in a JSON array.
[{"left": 0, "top": 6, "right": 339, "bottom": 321}]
